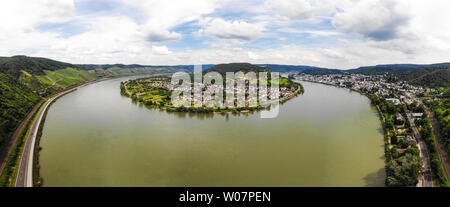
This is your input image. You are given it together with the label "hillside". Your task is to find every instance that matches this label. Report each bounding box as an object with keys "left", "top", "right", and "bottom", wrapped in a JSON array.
[
  {"left": 293, "top": 63, "right": 449, "bottom": 88},
  {"left": 257, "top": 64, "right": 319, "bottom": 73},
  {"left": 0, "top": 56, "right": 102, "bottom": 167},
  {"left": 0, "top": 55, "right": 75, "bottom": 79},
  {"left": 303, "top": 68, "right": 343, "bottom": 75},
  {"left": 204, "top": 63, "right": 268, "bottom": 75},
  {"left": 348, "top": 66, "right": 417, "bottom": 75},
  {"left": 78, "top": 64, "right": 215, "bottom": 71},
  {"left": 408, "top": 69, "right": 450, "bottom": 88},
  {"left": 18, "top": 68, "right": 99, "bottom": 96},
  {"left": 0, "top": 72, "right": 41, "bottom": 148},
  {"left": 347, "top": 64, "right": 450, "bottom": 88}
]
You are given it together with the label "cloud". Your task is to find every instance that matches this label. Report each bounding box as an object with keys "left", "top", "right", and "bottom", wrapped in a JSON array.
[
  {"left": 277, "top": 28, "right": 340, "bottom": 37},
  {"left": 1, "top": 0, "right": 450, "bottom": 69},
  {"left": 152, "top": 45, "right": 172, "bottom": 55},
  {"left": 0, "top": 0, "right": 75, "bottom": 34},
  {"left": 123, "top": 0, "right": 220, "bottom": 42},
  {"left": 266, "top": 0, "right": 338, "bottom": 20},
  {"left": 144, "top": 29, "right": 181, "bottom": 42},
  {"left": 332, "top": 0, "right": 412, "bottom": 41},
  {"left": 198, "top": 18, "right": 264, "bottom": 41}
]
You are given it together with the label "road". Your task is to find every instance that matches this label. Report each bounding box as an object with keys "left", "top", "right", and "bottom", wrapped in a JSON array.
[
  {"left": 406, "top": 110, "right": 433, "bottom": 187},
  {"left": 14, "top": 82, "right": 95, "bottom": 187},
  {"left": 0, "top": 100, "right": 44, "bottom": 174}
]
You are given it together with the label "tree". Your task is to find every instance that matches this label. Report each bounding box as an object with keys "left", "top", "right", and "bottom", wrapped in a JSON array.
[
  {"left": 385, "top": 120, "right": 394, "bottom": 130},
  {"left": 386, "top": 153, "right": 423, "bottom": 186}
]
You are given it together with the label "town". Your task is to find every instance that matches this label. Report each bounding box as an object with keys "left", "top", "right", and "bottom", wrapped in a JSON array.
[
  {"left": 121, "top": 74, "right": 303, "bottom": 112},
  {"left": 293, "top": 73, "right": 430, "bottom": 105},
  {"left": 292, "top": 73, "right": 449, "bottom": 187}
]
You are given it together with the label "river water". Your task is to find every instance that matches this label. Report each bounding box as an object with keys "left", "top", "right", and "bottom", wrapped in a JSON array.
[{"left": 39, "top": 76, "right": 385, "bottom": 186}]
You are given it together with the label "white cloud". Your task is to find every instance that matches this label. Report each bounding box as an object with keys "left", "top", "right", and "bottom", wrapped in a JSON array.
[
  {"left": 0, "top": 0, "right": 75, "bottom": 56},
  {"left": 278, "top": 28, "right": 340, "bottom": 37},
  {"left": 266, "top": 0, "right": 340, "bottom": 20},
  {"left": 124, "top": 0, "right": 221, "bottom": 42},
  {"left": 152, "top": 45, "right": 172, "bottom": 55},
  {"left": 144, "top": 28, "right": 181, "bottom": 42},
  {"left": 333, "top": 0, "right": 412, "bottom": 41},
  {"left": 198, "top": 18, "right": 265, "bottom": 41},
  {"left": 0, "top": 0, "right": 74, "bottom": 32},
  {"left": 0, "top": 0, "right": 450, "bottom": 69}
]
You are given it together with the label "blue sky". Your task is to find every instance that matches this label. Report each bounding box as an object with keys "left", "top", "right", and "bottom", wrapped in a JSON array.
[{"left": 0, "top": 0, "right": 449, "bottom": 69}]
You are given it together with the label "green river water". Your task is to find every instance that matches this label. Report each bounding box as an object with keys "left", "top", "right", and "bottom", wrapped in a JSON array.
[{"left": 39, "top": 76, "right": 385, "bottom": 186}]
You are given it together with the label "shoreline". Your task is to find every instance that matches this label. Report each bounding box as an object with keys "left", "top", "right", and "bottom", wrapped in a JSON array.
[
  {"left": 299, "top": 79, "right": 389, "bottom": 182},
  {"left": 29, "top": 74, "right": 175, "bottom": 186},
  {"left": 12, "top": 77, "right": 107, "bottom": 187}
]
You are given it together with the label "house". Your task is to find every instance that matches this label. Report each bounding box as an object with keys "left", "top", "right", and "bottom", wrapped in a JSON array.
[
  {"left": 386, "top": 98, "right": 400, "bottom": 105},
  {"left": 396, "top": 113, "right": 404, "bottom": 121},
  {"left": 412, "top": 113, "right": 423, "bottom": 119}
]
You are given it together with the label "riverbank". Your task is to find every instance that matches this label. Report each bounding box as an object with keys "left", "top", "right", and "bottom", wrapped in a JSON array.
[
  {"left": 29, "top": 78, "right": 113, "bottom": 186},
  {"left": 299, "top": 79, "right": 429, "bottom": 187},
  {"left": 1, "top": 78, "right": 108, "bottom": 187}
]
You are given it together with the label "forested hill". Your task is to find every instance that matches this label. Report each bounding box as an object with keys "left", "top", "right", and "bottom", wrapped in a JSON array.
[
  {"left": 347, "top": 64, "right": 450, "bottom": 88},
  {"left": 257, "top": 64, "right": 320, "bottom": 72},
  {"left": 0, "top": 55, "right": 75, "bottom": 78},
  {"left": 296, "top": 63, "right": 450, "bottom": 88},
  {"left": 0, "top": 56, "right": 93, "bottom": 155},
  {"left": 407, "top": 67, "right": 450, "bottom": 88},
  {"left": 0, "top": 72, "right": 41, "bottom": 147},
  {"left": 77, "top": 64, "right": 216, "bottom": 71},
  {"left": 203, "top": 63, "right": 268, "bottom": 75}
]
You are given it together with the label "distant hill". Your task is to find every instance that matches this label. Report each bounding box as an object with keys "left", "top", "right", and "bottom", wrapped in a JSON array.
[
  {"left": 348, "top": 65, "right": 419, "bottom": 75},
  {"left": 0, "top": 55, "right": 75, "bottom": 78},
  {"left": 204, "top": 63, "right": 268, "bottom": 75},
  {"left": 257, "top": 64, "right": 319, "bottom": 72},
  {"left": 77, "top": 64, "right": 215, "bottom": 71},
  {"left": 302, "top": 68, "right": 343, "bottom": 75}
]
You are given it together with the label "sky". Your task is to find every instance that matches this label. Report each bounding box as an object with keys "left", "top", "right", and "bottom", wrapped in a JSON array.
[{"left": 0, "top": 0, "right": 449, "bottom": 69}]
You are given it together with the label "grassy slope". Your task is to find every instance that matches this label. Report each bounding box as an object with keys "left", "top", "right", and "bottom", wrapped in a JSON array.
[
  {"left": 44, "top": 68, "right": 98, "bottom": 87},
  {"left": 18, "top": 68, "right": 99, "bottom": 95}
]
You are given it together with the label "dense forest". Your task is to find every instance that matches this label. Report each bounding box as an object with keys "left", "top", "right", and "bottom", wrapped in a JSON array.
[
  {"left": 408, "top": 69, "right": 450, "bottom": 88},
  {"left": 426, "top": 98, "right": 450, "bottom": 157},
  {"left": 0, "top": 72, "right": 41, "bottom": 148},
  {"left": 0, "top": 55, "right": 75, "bottom": 78}
]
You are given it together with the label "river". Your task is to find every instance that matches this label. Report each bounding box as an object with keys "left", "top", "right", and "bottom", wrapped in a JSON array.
[{"left": 39, "top": 76, "right": 385, "bottom": 186}]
